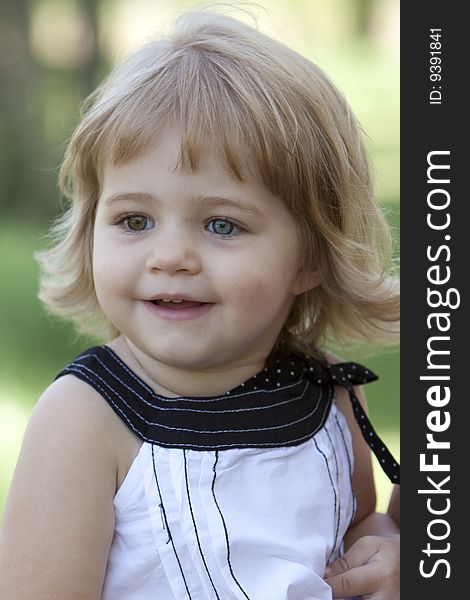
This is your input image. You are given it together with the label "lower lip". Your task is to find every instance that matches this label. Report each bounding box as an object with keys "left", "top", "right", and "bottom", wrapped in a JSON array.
[{"left": 143, "top": 300, "right": 215, "bottom": 322}]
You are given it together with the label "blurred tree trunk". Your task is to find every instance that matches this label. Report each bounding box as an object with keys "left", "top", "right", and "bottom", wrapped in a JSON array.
[
  {"left": 80, "top": 0, "right": 101, "bottom": 93},
  {"left": 355, "top": 0, "right": 376, "bottom": 38},
  {"left": 0, "top": 0, "right": 43, "bottom": 219},
  {"left": 0, "top": 0, "right": 103, "bottom": 221}
]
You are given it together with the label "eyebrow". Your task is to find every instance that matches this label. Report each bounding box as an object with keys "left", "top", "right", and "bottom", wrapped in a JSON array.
[
  {"left": 104, "top": 192, "right": 265, "bottom": 218},
  {"left": 193, "top": 195, "right": 265, "bottom": 218},
  {"left": 104, "top": 192, "right": 154, "bottom": 206}
]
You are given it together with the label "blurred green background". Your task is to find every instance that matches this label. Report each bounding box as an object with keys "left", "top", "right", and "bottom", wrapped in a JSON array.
[{"left": 0, "top": 0, "right": 399, "bottom": 515}]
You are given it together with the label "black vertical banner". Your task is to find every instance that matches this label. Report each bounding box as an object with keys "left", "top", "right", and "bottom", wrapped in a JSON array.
[{"left": 401, "top": 3, "right": 466, "bottom": 596}]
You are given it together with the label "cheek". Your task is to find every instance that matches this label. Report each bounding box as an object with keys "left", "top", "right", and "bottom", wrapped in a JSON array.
[
  {"left": 221, "top": 254, "right": 298, "bottom": 314},
  {"left": 92, "top": 238, "right": 112, "bottom": 289},
  {"left": 93, "top": 227, "right": 134, "bottom": 271},
  {"left": 92, "top": 236, "right": 129, "bottom": 301}
]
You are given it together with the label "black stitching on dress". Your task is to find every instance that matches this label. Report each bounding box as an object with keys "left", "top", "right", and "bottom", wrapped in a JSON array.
[
  {"left": 151, "top": 445, "right": 192, "bottom": 599},
  {"left": 313, "top": 436, "right": 340, "bottom": 564},
  {"left": 334, "top": 412, "right": 353, "bottom": 477},
  {"left": 76, "top": 357, "right": 305, "bottom": 410},
  {"left": 334, "top": 412, "right": 356, "bottom": 528},
  {"left": 324, "top": 425, "right": 342, "bottom": 559},
  {"left": 211, "top": 451, "right": 251, "bottom": 600},
  {"left": 183, "top": 450, "right": 221, "bottom": 600},
  {"left": 66, "top": 366, "right": 315, "bottom": 434}
]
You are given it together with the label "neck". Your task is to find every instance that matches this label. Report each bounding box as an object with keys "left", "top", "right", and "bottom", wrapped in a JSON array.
[{"left": 108, "top": 336, "right": 267, "bottom": 397}]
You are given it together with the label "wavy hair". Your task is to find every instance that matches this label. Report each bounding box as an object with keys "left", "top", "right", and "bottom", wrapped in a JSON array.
[{"left": 36, "top": 8, "right": 399, "bottom": 354}]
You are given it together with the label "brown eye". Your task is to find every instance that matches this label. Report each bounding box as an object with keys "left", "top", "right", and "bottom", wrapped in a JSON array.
[{"left": 125, "top": 215, "right": 153, "bottom": 231}]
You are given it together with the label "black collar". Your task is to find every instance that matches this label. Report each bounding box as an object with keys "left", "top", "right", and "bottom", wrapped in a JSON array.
[{"left": 56, "top": 345, "right": 399, "bottom": 483}]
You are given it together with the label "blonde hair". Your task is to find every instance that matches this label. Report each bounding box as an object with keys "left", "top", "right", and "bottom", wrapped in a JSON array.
[{"left": 37, "top": 8, "right": 399, "bottom": 354}]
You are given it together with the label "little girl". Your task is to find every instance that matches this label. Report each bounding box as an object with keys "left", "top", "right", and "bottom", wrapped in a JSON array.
[{"left": 0, "top": 9, "right": 399, "bottom": 600}]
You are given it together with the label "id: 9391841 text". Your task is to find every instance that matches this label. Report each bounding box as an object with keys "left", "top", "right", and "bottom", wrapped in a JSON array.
[{"left": 429, "top": 28, "right": 442, "bottom": 105}]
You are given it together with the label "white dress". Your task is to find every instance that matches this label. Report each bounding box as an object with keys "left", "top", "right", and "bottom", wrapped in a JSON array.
[{"left": 57, "top": 345, "right": 398, "bottom": 600}]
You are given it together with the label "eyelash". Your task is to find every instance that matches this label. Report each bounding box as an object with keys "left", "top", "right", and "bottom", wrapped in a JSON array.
[
  {"left": 114, "top": 214, "right": 247, "bottom": 238},
  {"left": 116, "top": 214, "right": 154, "bottom": 234},
  {"left": 205, "top": 218, "right": 246, "bottom": 238}
]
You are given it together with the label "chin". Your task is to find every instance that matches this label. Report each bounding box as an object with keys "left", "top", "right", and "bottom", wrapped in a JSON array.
[{"left": 149, "top": 344, "right": 222, "bottom": 371}]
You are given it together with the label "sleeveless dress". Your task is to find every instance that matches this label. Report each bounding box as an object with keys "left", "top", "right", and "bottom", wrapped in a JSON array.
[{"left": 56, "top": 345, "right": 399, "bottom": 600}]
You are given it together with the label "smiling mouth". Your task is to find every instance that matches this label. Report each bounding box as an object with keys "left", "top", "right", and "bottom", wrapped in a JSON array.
[
  {"left": 144, "top": 297, "right": 214, "bottom": 320},
  {"left": 150, "top": 299, "right": 207, "bottom": 309}
]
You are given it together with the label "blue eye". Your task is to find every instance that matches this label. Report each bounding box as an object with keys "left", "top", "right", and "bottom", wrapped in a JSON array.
[
  {"left": 207, "top": 218, "right": 239, "bottom": 236},
  {"left": 123, "top": 215, "right": 153, "bottom": 232}
]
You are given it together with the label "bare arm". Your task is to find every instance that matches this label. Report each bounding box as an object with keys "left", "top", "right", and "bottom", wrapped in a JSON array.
[
  {"left": 388, "top": 484, "right": 400, "bottom": 527},
  {"left": 0, "top": 376, "right": 118, "bottom": 600},
  {"left": 333, "top": 382, "right": 400, "bottom": 547},
  {"left": 328, "top": 364, "right": 377, "bottom": 528},
  {"left": 324, "top": 352, "right": 400, "bottom": 598},
  {"left": 324, "top": 406, "right": 400, "bottom": 598}
]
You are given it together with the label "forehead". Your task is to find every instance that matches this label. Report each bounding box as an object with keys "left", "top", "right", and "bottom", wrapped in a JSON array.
[
  {"left": 100, "top": 128, "right": 281, "bottom": 213},
  {"left": 101, "top": 115, "right": 258, "bottom": 185}
]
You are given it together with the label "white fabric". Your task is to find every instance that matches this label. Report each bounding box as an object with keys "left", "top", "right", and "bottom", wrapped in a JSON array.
[{"left": 101, "top": 402, "right": 355, "bottom": 600}]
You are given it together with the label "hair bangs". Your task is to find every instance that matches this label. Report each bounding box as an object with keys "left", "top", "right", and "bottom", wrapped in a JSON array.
[{"left": 96, "top": 41, "right": 301, "bottom": 195}]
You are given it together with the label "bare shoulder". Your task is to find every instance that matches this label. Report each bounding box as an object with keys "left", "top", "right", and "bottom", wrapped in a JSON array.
[
  {"left": 322, "top": 349, "right": 342, "bottom": 364},
  {"left": 30, "top": 375, "right": 141, "bottom": 486},
  {"left": 0, "top": 375, "right": 125, "bottom": 599},
  {"left": 32, "top": 373, "right": 122, "bottom": 444}
]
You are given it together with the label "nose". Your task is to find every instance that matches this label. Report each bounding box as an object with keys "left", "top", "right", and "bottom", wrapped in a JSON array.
[{"left": 145, "top": 227, "right": 201, "bottom": 275}]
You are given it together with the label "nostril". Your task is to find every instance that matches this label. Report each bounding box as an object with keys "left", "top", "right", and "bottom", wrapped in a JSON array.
[{"left": 146, "top": 245, "right": 201, "bottom": 274}]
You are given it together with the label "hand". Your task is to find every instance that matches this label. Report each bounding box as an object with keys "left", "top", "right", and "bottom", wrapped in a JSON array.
[{"left": 324, "top": 535, "right": 400, "bottom": 599}]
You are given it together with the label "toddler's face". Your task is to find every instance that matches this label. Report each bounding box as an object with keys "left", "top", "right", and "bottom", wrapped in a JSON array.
[{"left": 92, "top": 129, "right": 314, "bottom": 372}]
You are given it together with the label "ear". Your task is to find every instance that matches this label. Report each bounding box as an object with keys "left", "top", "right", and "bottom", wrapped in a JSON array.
[{"left": 292, "top": 268, "right": 321, "bottom": 295}]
